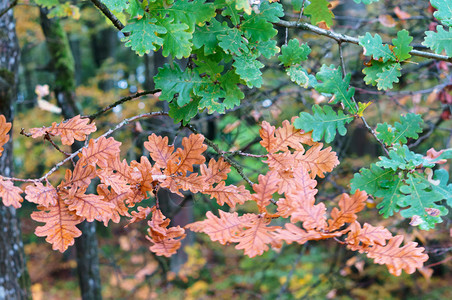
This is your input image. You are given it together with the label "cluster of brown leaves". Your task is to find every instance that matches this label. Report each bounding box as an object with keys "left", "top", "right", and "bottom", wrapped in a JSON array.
[{"left": 0, "top": 115, "right": 428, "bottom": 276}]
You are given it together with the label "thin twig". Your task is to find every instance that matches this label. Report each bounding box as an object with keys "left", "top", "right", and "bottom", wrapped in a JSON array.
[
  {"left": 44, "top": 133, "right": 71, "bottom": 156},
  {"left": 184, "top": 123, "right": 255, "bottom": 187},
  {"left": 276, "top": 20, "right": 452, "bottom": 63},
  {"left": 84, "top": 89, "right": 161, "bottom": 121},
  {"left": 0, "top": 0, "right": 18, "bottom": 18},
  {"left": 337, "top": 42, "right": 390, "bottom": 155},
  {"left": 224, "top": 150, "right": 267, "bottom": 158},
  {"left": 89, "top": 0, "right": 127, "bottom": 34}
]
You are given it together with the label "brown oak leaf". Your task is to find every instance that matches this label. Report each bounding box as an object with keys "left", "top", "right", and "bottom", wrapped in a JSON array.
[{"left": 31, "top": 198, "right": 84, "bottom": 252}]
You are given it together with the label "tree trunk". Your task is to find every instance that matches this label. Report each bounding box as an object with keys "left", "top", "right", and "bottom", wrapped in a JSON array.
[
  {"left": 0, "top": 2, "right": 31, "bottom": 299},
  {"left": 40, "top": 9, "right": 102, "bottom": 300}
]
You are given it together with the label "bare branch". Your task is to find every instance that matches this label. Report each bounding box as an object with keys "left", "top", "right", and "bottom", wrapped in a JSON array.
[
  {"left": 84, "top": 89, "right": 161, "bottom": 121},
  {"left": 90, "top": 0, "right": 127, "bottom": 34},
  {"left": 276, "top": 20, "right": 452, "bottom": 63},
  {"left": 0, "top": 0, "right": 18, "bottom": 18}
]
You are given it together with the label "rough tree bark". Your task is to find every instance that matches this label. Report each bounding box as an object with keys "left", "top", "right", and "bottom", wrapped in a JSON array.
[
  {"left": 0, "top": 2, "right": 31, "bottom": 299},
  {"left": 40, "top": 9, "right": 102, "bottom": 300}
]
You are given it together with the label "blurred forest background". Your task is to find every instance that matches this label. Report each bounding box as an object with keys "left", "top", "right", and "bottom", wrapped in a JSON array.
[{"left": 2, "top": 0, "right": 452, "bottom": 299}]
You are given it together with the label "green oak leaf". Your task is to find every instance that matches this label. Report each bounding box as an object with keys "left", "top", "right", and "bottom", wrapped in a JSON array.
[
  {"left": 315, "top": 65, "right": 357, "bottom": 113},
  {"left": 235, "top": 0, "right": 252, "bottom": 14},
  {"left": 398, "top": 174, "right": 448, "bottom": 230},
  {"left": 392, "top": 113, "right": 423, "bottom": 144},
  {"left": 219, "top": 0, "right": 241, "bottom": 25},
  {"left": 241, "top": 17, "right": 277, "bottom": 42},
  {"left": 219, "top": 71, "right": 245, "bottom": 109},
  {"left": 233, "top": 55, "right": 264, "bottom": 88},
  {"left": 192, "top": 19, "right": 228, "bottom": 55},
  {"left": 431, "top": 0, "right": 452, "bottom": 27},
  {"left": 376, "top": 122, "right": 396, "bottom": 145},
  {"left": 376, "top": 62, "right": 401, "bottom": 90},
  {"left": 101, "top": 0, "right": 128, "bottom": 12},
  {"left": 375, "top": 176, "right": 405, "bottom": 217},
  {"left": 287, "top": 66, "right": 317, "bottom": 88},
  {"left": 278, "top": 39, "right": 311, "bottom": 66},
  {"left": 359, "top": 33, "right": 397, "bottom": 62},
  {"left": 423, "top": 25, "right": 452, "bottom": 57},
  {"left": 292, "top": 0, "right": 305, "bottom": 12},
  {"left": 164, "top": 0, "right": 216, "bottom": 32},
  {"left": 218, "top": 28, "right": 249, "bottom": 56},
  {"left": 376, "top": 113, "right": 423, "bottom": 146},
  {"left": 194, "top": 52, "right": 225, "bottom": 77},
  {"left": 154, "top": 64, "right": 202, "bottom": 106},
  {"left": 304, "top": 0, "right": 334, "bottom": 28},
  {"left": 376, "top": 145, "right": 430, "bottom": 171},
  {"left": 294, "top": 105, "right": 354, "bottom": 143},
  {"left": 255, "top": 39, "right": 280, "bottom": 59},
  {"left": 126, "top": 0, "right": 145, "bottom": 18},
  {"left": 195, "top": 82, "right": 227, "bottom": 113},
  {"left": 122, "top": 16, "right": 166, "bottom": 56},
  {"left": 392, "top": 29, "right": 413, "bottom": 61},
  {"left": 350, "top": 163, "right": 395, "bottom": 195},
  {"left": 253, "top": 1, "right": 285, "bottom": 23},
  {"left": 169, "top": 98, "right": 200, "bottom": 125},
  {"left": 158, "top": 19, "right": 192, "bottom": 59},
  {"left": 430, "top": 169, "right": 452, "bottom": 207},
  {"left": 362, "top": 60, "right": 390, "bottom": 86}
]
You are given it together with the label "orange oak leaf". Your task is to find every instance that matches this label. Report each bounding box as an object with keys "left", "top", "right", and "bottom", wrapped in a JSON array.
[
  {"left": 345, "top": 221, "right": 392, "bottom": 251},
  {"left": 126, "top": 206, "right": 152, "bottom": 227},
  {"left": 163, "top": 173, "right": 207, "bottom": 194},
  {"left": 202, "top": 181, "right": 251, "bottom": 207},
  {"left": 186, "top": 211, "right": 244, "bottom": 244},
  {"left": 275, "top": 223, "right": 343, "bottom": 245},
  {"left": 51, "top": 115, "right": 97, "bottom": 145},
  {"left": 0, "top": 115, "right": 11, "bottom": 156},
  {"left": 146, "top": 207, "right": 186, "bottom": 257},
  {"left": 61, "top": 162, "right": 96, "bottom": 189},
  {"left": 274, "top": 119, "right": 314, "bottom": 152},
  {"left": 80, "top": 136, "right": 121, "bottom": 168},
  {"left": 167, "top": 134, "right": 207, "bottom": 175},
  {"left": 97, "top": 184, "right": 131, "bottom": 225},
  {"left": 25, "top": 182, "right": 58, "bottom": 207},
  {"left": 109, "top": 157, "right": 141, "bottom": 184},
  {"left": 230, "top": 214, "right": 280, "bottom": 257},
  {"left": 259, "top": 121, "right": 278, "bottom": 153},
  {"left": 0, "top": 178, "right": 23, "bottom": 208},
  {"left": 264, "top": 152, "right": 295, "bottom": 171},
  {"left": 62, "top": 187, "right": 115, "bottom": 223},
  {"left": 144, "top": 133, "right": 175, "bottom": 169},
  {"left": 294, "top": 143, "right": 339, "bottom": 178},
  {"left": 276, "top": 169, "right": 305, "bottom": 194},
  {"left": 200, "top": 157, "right": 230, "bottom": 185},
  {"left": 251, "top": 170, "right": 280, "bottom": 211},
  {"left": 366, "top": 235, "right": 429, "bottom": 276},
  {"left": 131, "top": 156, "right": 162, "bottom": 194},
  {"left": 29, "top": 124, "right": 56, "bottom": 138},
  {"left": 97, "top": 168, "right": 130, "bottom": 194},
  {"left": 328, "top": 190, "right": 367, "bottom": 231},
  {"left": 126, "top": 187, "right": 146, "bottom": 207},
  {"left": 31, "top": 198, "right": 84, "bottom": 252}
]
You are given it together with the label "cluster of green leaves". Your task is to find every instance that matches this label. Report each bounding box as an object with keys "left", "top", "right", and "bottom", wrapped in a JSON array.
[
  {"left": 423, "top": 0, "right": 452, "bottom": 57},
  {"left": 351, "top": 114, "right": 452, "bottom": 229},
  {"left": 359, "top": 30, "right": 413, "bottom": 90},
  {"left": 106, "top": 0, "right": 284, "bottom": 123}
]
